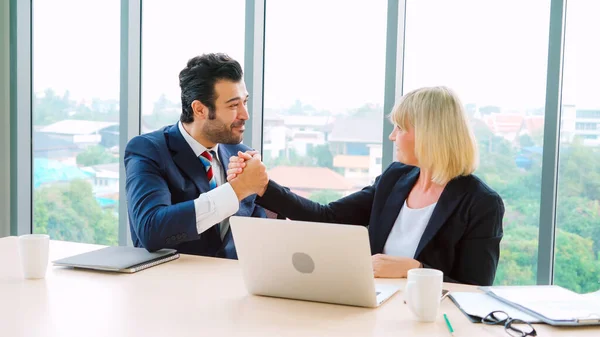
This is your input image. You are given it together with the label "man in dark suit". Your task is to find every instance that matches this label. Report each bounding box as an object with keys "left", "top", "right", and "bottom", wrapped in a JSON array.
[{"left": 124, "top": 53, "right": 268, "bottom": 259}]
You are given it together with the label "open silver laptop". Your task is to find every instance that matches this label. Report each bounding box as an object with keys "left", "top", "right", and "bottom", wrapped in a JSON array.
[{"left": 229, "top": 216, "right": 400, "bottom": 308}]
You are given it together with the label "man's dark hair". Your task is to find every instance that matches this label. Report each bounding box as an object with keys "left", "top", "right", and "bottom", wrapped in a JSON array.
[{"left": 179, "top": 53, "right": 243, "bottom": 123}]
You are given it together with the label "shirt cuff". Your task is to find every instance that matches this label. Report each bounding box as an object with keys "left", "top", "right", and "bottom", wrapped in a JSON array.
[{"left": 193, "top": 183, "right": 240, "bottom": 234}]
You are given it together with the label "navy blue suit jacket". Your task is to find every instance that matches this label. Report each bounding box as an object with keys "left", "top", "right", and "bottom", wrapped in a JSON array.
[
  {"left": 124, "top": 124, "right": 266, "bottom": 259},
  {"left": 256, "top": 163, "right": 504, "bottom": 286}
]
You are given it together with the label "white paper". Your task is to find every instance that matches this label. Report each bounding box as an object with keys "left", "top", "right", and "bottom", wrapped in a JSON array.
[
  {"left": 582, "top": 290, "right": 600, "bottom": 301},
  {"left": 483, "top": 285, "right": 600, "bottom": 322},
  {"left": 449, "top": 292, "right": 541, "bottom": 323}
]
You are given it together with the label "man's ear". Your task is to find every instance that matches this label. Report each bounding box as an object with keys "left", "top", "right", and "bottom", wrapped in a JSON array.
[{"left": 191, "top": 100, "right": 209, "bottom": 120}]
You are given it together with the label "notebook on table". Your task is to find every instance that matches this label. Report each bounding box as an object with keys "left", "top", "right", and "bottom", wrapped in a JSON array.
[
  {"left": 479, "top": 285, "right": 600, "bottom": 326},
  {"left": 448, "top": 292, "right": 541, "bottom": 323},
  {"left": 52, "top": 246, "right": 179, "bottom": 273}
]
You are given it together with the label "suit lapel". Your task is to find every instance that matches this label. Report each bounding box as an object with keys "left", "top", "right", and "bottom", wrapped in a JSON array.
[
  {"left": 217, "top": 145, "right": 232, "bottom": 177},
  {"left": 217, "top": 145, "right": 237, "bottom": 246},
  {"left": 165, "top": 124, "right": 210, "bottom": 193},
  {"left": 413, "top": 177, "right": 468, "bottom": 258},
  {"left": 372, "top": 167, "right": 420, "bottom": 254}
]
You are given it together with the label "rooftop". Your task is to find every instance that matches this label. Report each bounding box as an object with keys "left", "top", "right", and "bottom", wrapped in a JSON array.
[
  {"left": 33, "top": 158, "right": 92, "bottom": 188},
  {"left": 90, "top": 163, "right": 120, "bottom": 173},
  {"left": 333, "top": 155, "right": 370, "bottom": 169},
  {"left": 33, "top": 131, "right": 80, "bottom": 152},
  {"left": 268, "top": 166, "right": 355, "bottom": 191},
  {"left": 483, "top": 113, "right": 524, "bottom": 134},
  {"left": 522, "top": 116, "right": 544, "bottom": 134}
]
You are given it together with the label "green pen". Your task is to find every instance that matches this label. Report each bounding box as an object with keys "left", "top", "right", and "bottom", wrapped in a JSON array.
[{"left": 443, "top": 313, "right": 455, "bottom": 336}]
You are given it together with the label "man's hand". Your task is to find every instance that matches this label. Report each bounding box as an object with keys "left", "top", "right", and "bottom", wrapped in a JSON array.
[
  {"left": 372, "top": 254, "right": 421, "bottom": 278},
  {"left": 227, "top": 151, "right": 256, "bottom": 181},
  {"left": 228, "top": 152, "right": 268, "bottom": 200}
]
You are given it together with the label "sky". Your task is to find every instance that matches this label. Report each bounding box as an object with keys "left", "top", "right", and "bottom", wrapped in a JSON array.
[{"left": 32, "top": 0, "right": 599, "bottom": 117}]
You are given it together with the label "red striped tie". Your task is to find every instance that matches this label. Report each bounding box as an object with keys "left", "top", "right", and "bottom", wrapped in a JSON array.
[{"left": 199, "top": 150, "right": 217, "bottom": 190}]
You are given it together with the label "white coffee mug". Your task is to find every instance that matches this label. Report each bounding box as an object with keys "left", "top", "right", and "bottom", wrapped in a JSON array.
[
  {"left": 18, "top": 234, "right": 50, "bottom": 279},
  {"left": 404, "top": 268, "right": 443, "bottom": 322}
]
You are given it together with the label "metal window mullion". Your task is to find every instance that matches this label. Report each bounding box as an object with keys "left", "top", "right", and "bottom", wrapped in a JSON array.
[
  {"left": 1, "top": 1, "right": 12, "bottom": 238},
  {"left": 11, "top": 0, "right": 32, "bottom": 236},
  {"left": 244, "top": 0, "right": 266, "bottom": 153},
  {"left": 537, "top": 0, "right": 567, "bottom": 285},
  {"left": 382, "top": 0, "right": 406, "bottom": 169},
  {"left": 119, "top": 0, "right": 142, "bottom": 246}
]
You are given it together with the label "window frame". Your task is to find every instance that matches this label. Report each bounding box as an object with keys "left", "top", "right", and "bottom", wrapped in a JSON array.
[{"left": 8, "top": 0, "right": 569, "bottom": 286}]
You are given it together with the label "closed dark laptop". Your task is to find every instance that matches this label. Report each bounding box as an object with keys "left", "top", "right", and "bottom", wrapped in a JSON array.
[{"left": 52, "top": 246, "right": 179, "bottom": 273}]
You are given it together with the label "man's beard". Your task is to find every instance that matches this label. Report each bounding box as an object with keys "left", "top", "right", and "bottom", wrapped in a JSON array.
[{"left": 202, "top": 119, "right": 245, "bottom": 144}]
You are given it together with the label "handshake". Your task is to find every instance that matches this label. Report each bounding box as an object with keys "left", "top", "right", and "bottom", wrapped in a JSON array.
[{"left": 227, "top": 150, "right": 269, "bottom": 201}]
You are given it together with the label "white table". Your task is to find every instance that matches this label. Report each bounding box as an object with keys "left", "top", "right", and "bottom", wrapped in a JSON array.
[{"left": 1, "top": 237, "right": 598, "bottom": 337}]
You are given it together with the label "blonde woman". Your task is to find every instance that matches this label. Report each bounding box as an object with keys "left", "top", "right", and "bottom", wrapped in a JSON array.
[{"left": 227, "top": 86, "right": 504, "bottom": 286}]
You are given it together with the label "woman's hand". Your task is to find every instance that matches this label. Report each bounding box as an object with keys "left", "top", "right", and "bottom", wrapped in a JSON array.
[
  {"left": 372, "top": 254, "right": 421, "bottom": 278},
  {"left": 227, "top": 150, "right": 259, "bottom": 181}
]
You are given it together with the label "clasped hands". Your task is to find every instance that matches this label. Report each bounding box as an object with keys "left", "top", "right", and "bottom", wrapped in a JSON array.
[
  {"left": 227, "top": 151, "right": 422, "bottom": 278},
  {"left": 227, "top": 151, "right": 269, "bottom": 201}
]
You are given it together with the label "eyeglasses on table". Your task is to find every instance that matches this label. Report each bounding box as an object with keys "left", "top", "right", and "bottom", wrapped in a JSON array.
[{"left": 481, "top": 310, "right": 537, "bottom": 337}]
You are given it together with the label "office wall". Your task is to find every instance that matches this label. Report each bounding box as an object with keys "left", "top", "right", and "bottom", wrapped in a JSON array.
[{"left": 0, "top": 0, "right": 10, "bottom": 237}]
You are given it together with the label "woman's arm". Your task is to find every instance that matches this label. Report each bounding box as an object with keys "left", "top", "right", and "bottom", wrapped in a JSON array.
[
  {"left": 443, "top": 193, "right": 505, "bottom": 286},
  {"left": 256, "top": 179, "right": 377, "bottom": 225}
]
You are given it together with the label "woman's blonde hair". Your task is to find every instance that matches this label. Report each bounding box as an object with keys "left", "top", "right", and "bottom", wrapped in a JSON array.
[{"left": 390, "top": 86, "right": 478, "bottom": 185}]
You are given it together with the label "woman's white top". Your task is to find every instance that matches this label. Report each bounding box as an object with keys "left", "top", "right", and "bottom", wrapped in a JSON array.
[{"left": 382, "top": 200, "right": 437, "bottom": 258}]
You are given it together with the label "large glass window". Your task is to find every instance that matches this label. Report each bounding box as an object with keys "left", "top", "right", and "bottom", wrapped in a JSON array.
[
  {"left": 32, "top": 0, "right": 120, "bottom": 245},
  {"left": 26, "top": 0, "right": 599, "bottom": 293},
  {"left": 141, "top": 0, "right": 245, "bottom": 133},
  {"left": 262, "top": 0, "right": 387, "bottom": 203},
  {"left": 403, "top": 0, "right": 551, "bottom": 285},
  {"left": 555, "top": 0, "right": 600, "bottom": 293}
]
